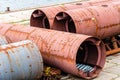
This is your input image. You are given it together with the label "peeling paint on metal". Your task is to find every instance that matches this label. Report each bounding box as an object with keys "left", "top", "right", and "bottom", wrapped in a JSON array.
[{"left": 0, "top": 40, "right": 43, "bottom": 80}]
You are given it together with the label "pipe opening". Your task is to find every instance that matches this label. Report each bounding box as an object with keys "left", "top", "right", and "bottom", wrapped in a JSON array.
[
  {"left": 76, "top": 40, "right": 101, "bottom": 77},
  {"left": 53, "top": 12, "right": 69, "bottom": 31},
  {"left": 42, "top": 16, "right": 50, "bottom": 29},
  {"left": 30, "top": 10, "right": 50, "bottom": 28},
  {"left": 66, "top": 19, "right": 76, "bottom": 33},
  {"left": 76, "top": 3, "right": 83, "bottom": 5}
]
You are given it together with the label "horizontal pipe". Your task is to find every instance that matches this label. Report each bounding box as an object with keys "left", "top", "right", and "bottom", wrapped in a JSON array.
[
  {"left": 53, "top": 2, "right": 120, "bottom": 39},
  {"left": 0, "top": 40, "right": 43, "bottom": 80},
  {"left": 0, "top": 23, "right": 106, "bottom": 79},
  {"left": 30, "top": 0, "right": 116, "bottom": 29}
]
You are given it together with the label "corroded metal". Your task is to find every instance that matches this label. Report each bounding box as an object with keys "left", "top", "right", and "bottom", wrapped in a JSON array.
[
  {"left": 30, "top": 0, "right": 115, "bottom": 29},
  {"left": 104, "top": 35, "right": 120, "bottom": 55},
  {"left": 0, "top": 23, "right": 106, "bottom": 79},
  {"left": 53, "top": 3, "right": 120, "bottom": 39},
  {"left": 0, "top": 35, "right": 11, "bottom": 45},
  {"left": 30, "top": 3, "right": 90, "bottom": 29},
  {"left": 0, "top": 40, "right": 43, "bottom": 80}
]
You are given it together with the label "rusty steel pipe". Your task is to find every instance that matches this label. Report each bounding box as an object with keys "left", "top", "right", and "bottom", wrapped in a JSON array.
[
  {"left": 0, "top": 23, "right": 106, "bottom": 79},
  {"left": 30, "top": 3, "right": 90, "bottom": 29},
  {"left": 30, "top": 0, "right": 116, "bottom": 29},
  {"left": 0, "top": 40, "right": 43, "bottom": 80},
  {"left": 53, "top": 3, "right": 120, "bottom": 39}
]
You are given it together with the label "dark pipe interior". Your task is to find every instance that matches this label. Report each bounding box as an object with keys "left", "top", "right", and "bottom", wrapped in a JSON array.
[
  {"left": 52, "top": 12, "right": 69, "bottom": 31},
  {"left": 66, "top": 19, "right": 76, "bottom": 33},
  {"left": 30, "top": 10, "right": 50, "bottom": 28},
  {"left": 76, "top": 40, "right": 100, "bottom": 76},
  {"left": 76, "top": 41, "right": 98, "bottom": 65},
  {"left": 42, "top": 17, "right": 50, "bottom": 29}
]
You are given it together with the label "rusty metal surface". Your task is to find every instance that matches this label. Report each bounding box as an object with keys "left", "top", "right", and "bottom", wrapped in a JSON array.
[
  {"left": 0, "top": 35, "right": 11, "bottom": 45},
  {"left": 0, "top": 23, "right": 106, "bottom": 79},
  {"left": 53, "top": 2, "right": 120, "bottom": 39},
  {"left": 0, "top": 40, "right": 43, "bottom": 80},
  {"left": 30, "top": 3, "right": 90, "bottom": 29},
  {"left": 30, "top": 0, "right": 115, "bottom": 29},
  {"left": 104, "top": 35, "right": 120, "bottom": 55}
]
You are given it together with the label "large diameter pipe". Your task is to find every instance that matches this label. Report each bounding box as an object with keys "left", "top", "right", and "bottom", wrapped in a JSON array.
[
  {"left": 30, "top": 3, "right": 90, "bottom": 29},
  {"left": 30, "top": 0, "right": 115, "bottom": 29},
  {"left": 0, "top": 40, "right": 43, "bottom": 80},
  {"left": 0, "top": 23, "right": 106, "bottom": 79},
  {"left": 53, "top": 5, "right": 120, "bottom": 39}
]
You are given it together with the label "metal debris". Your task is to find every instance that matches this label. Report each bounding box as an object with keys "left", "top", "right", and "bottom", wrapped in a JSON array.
[{"left": 104, "top": 35, "right": 120, "bottom": 55}]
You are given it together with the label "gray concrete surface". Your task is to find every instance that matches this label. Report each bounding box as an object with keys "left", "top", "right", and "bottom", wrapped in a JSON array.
[{"left": 0, "top": 0, "right": 81, "bottom": 13}]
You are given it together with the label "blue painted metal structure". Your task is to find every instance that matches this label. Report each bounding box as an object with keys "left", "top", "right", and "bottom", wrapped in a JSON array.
[
  {"left": 0, "top": 40, "right": 43, "bottom": 80},
  {"left": 0, "top": 35, "right": 10, "bottom": 45}
]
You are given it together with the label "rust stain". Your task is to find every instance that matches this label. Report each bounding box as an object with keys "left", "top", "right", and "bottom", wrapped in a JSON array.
[
  {"left": 99, "top": 23, "right": 120, "bottom": 29},
  {"left": 42, "top": 51, "right": 74, "bottom": 63},
  {"left": 86, "top": 8, "right": 99, "bottom": 37},
  {"left": 3, "top": 24, "right": 16, "bottom": 35}
]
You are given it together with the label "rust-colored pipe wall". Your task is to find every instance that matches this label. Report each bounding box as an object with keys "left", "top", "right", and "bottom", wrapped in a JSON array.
[
  {"left": 53, "top": 4, "right": 120, "bottom": 39},
  {"left": 0, "top": 23, "right": 106, "bottom": 79},
  {"left": 30, "top": 0, "right": 115, "bottom": 29},
  {"left": 30, "top": 3, "right": 90, "bottom": 29}
]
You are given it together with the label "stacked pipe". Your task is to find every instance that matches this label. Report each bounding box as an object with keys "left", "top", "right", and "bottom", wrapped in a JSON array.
[
  {"left": 0, "top": 34, "right": 43, "bottom": 79},
  {"left": 0, "top": 23, "right": 106, "bottom": 79},
  {"left": 52, "top": 1, "right": 120, "bottom": 39},
  {"left": 30, "top": 0, "right": 117, "bottom": 29},
  {"left": 52, "top": 1, "right": 120, "bottom": 55}
]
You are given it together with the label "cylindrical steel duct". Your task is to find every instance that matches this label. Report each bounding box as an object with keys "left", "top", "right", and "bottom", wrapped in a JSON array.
[
  {"left": 53, "top": 4, "right": 120, "bottom": 39},
  {"left": 0, "top": 35, "right": 11, "bottom": 45},
  {"left": 30, "top": 0, "right": 115, "bottom": 29},
  {"left": 0, "top": 40, "right": 43, "bottom": 80},
  {"left": 0, "top": 23, "right": 106, "bottom": 79},
  {"left": 30, "top": 3, "right": 90, "bottom": 29}
]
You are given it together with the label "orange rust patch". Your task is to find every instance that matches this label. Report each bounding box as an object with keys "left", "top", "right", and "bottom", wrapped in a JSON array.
[
  {"left": 99, "top": 23, "right": 120, "bottom": 29},
  {"left": 42, "top": 51, "right": 74, "bottom": 63}
]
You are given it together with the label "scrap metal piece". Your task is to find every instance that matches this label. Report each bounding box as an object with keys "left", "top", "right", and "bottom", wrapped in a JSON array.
[
  {"left": 0, "top": 23, "right": 106, "bottom": 79},
  {"left": 0, "top": 40, "right": 43, "bottom": 80},
  {"left": 104, "top": 35, "right": 120, "bottom": 55}
]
